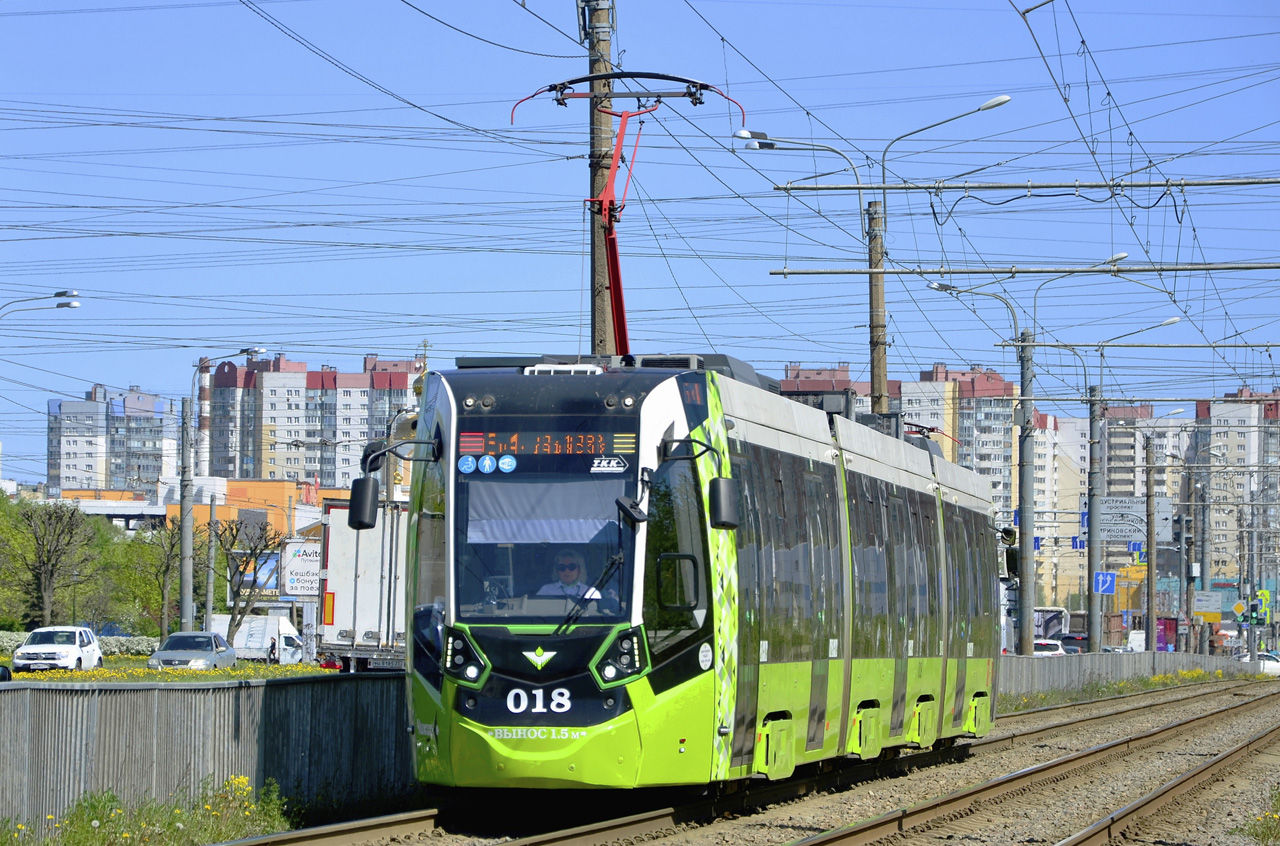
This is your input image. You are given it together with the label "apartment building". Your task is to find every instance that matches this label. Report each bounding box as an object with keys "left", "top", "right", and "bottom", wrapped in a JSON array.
[
  {"left": 205, "top": 353, "right": 424, "bottom": 488},
  {"left": 1192, "top": 389, "right": 1280, "bottom": 592},
  {"left": 46, "top": 385, "right": 178, "bottom": 497}
]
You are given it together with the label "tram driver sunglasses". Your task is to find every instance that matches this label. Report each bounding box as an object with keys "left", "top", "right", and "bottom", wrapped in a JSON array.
[{"left": 556, "top": 562, "right": 579, "bottom": 572}]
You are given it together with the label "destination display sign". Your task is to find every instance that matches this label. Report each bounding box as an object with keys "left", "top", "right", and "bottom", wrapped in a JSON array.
[{"left": 459, "top": 432, "right": 636, "bottom": 456}]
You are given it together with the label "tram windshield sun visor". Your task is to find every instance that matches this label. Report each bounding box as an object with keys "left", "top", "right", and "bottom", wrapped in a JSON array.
[{"left": 466, "top": 478, "right": 622, "bottom": 544}]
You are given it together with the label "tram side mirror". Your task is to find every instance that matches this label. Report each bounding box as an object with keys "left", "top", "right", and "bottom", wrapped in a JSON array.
[
  {"left": 999, "top": 527, "right": 1017, "bottom": 546},
  {"left": 348, "top": 476, "right": 380, "bottom": 530},
  {"left": 1002, "top": 547, "right": 1020, "bottom": 581},
  {"left": 709, "top": 477, "right": 739, "bottom": 530},
  {"left": 616, "top": 496, "right": 647, "bottom": 527},
  {"left": 360, "top": 439, "right": 389, "bottom": 473}
]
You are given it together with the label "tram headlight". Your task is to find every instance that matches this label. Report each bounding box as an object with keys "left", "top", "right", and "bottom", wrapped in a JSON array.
[
  {"left": 441, "top": 626, "right": 488, "bottom": 688},
  {"left": 594, "top": 625, "right": 648, "bottom": 688}
]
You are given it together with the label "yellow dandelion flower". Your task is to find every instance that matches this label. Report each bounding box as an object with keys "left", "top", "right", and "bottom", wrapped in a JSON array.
[{"left": 45, "top": 816, "right": 53, "bottom": 820}]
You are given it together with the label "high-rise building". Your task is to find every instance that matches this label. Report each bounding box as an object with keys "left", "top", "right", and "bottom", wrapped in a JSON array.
[
  {"left": 918, "top": 363, "right": 1018, "bottom": 517},
  {"left": 1191, "top": 388, "right": 1280, "bottom": 594},
  {"left": 205, "top": 353, "right": 424, "bottom": 488},
  {"left": 47, "top": 385, "right": 178, "bottom": 497}
]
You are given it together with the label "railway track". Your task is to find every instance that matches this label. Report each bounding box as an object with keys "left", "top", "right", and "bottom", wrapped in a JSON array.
[{"left": 218, "top": 680, "right": 1276, "bottom": 846}]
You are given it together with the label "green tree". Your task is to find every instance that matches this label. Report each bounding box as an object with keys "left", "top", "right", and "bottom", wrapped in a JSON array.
[
  {"left": 214, "top": 518, "right": 286, "bottom": 644},
  {"left": 132, "top": 516, "right": 210, "bottom": 635},
  {"left": 0, "top": 501, "right": 101, "bottom": 627}
]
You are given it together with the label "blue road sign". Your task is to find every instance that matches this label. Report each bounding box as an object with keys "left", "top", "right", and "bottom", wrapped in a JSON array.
[{"left": 1094, "top": 571, "right": 1117, "bottom": 595}]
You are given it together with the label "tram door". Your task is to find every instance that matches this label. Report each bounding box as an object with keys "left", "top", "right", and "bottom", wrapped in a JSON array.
[
  {"left": 946, "top": 511, "right": 972, "bottom": 729},
  {"left": 885, "top": 491, "right": 910, "bottom": 735},
  {"left": 729, "top": 453, "right": 762, "bottom": 770}
]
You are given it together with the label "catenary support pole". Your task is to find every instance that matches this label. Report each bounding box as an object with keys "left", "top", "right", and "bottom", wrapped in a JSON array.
[
  {"left": 180, "top": 397, "right": 194, "bottom": 632},
  {"left": 1018, "top": 328, "right": 1036, "bottom": 656},
  {"left": 205, "top": 494, "right": 217, "bottom": 631},
  {"left": 1146, "top": 435, "right": 1158, "bottom": 652},
  {"left": 867, "top": 201, "right": 888, "bottom": 414},
  {"left": 1087, "top": 386, "right": 1103, "bottom": 652},
  {"left": 586, "top": 0, "right": 615, "bottom": 355}
]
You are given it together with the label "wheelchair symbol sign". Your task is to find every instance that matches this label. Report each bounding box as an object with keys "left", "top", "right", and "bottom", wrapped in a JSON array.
[{"left": 1094, "top": 571, "right": 1117, "bottom": 595}]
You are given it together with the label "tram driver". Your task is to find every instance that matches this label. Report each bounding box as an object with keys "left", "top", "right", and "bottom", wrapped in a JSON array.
[{"left": 537, "top": 548, "right": 619, "bottom": 613}]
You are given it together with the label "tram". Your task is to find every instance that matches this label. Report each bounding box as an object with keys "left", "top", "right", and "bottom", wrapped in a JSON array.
[{"left": 346, "top": 351, "right": 1001, "bottom": 789}]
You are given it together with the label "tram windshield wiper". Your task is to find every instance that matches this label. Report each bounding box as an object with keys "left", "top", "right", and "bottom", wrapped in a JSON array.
[{"left": 554, "top": 496, "right": 646, "bottom": 635}]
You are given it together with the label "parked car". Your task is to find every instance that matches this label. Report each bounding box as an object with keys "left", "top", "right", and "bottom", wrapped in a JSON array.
[
  {"left": 1234, "top": 652, "right": 1280, "bottom": 677},
  {"left": 147, "top": 632, "right": 237, "bottom": 671},
  {"left": 11, "top": 626, "right": 103, "bottom": 673},
  {"left": 1033, "top": 639, "right": 1067, "bottom": 657},
  {"left": 1063, "top": 645, "right": 1083, "bottom": 654}
]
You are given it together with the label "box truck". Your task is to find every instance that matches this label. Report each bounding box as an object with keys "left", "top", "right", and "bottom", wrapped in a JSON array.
[
  {"left": 210, "top": 614, "right": 304, "bottom": 664},
  {"left": 318, "top": 500, "right": 408, "bottom": 672}
]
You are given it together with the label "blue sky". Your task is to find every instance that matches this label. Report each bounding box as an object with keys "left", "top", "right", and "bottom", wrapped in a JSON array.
[{"left": 2, "top": 0, "right": 1278, "bottom": 482}]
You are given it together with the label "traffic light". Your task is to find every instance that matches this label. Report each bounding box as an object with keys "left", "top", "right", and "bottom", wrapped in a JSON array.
[{"left": 1250, "top": 600, "right": 1262, "bottom": 625}]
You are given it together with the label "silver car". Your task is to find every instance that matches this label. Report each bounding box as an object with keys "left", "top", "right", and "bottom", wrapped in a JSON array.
[{"left": 147, "top": 632, "right": 237, "bottom": 671}]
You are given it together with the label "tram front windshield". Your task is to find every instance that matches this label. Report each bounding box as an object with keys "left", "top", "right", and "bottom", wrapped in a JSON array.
[{"left": 453, "top": 434, "right": 636, "bottom": 625}]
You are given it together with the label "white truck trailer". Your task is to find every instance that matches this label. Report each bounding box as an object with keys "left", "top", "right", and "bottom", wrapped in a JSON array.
[{"left": 318, "top": 500, "right": 409, "bottom": 672}]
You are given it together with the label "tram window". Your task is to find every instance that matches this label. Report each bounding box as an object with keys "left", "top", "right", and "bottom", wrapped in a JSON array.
[
  {"left": 847, "top": 469, "right": 890, "bottom": 657},
  {"left": 415, "top": 442, "right": 447, "bottom": 616},
  {"left": 656, "top": 554, "right": 699, "bottom": 610},
  {"left": 412, "top": 602, "right": 444, "bottom": 688},
  {"left": 643, "top": 456, "right": 709, "bottom": 662}
]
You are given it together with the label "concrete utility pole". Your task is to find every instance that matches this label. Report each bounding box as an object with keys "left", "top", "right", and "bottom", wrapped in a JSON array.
[
  {"left": 1017, "top": 328, "right": 1035, "bottom": 657},
  {"left": 927, "top": 282, "right": 1034, "bottom": 654},
  {"left": 1146, "top": 435, "right": 1158, "bottom": 651},
  {"left": 205, "top": 494, "right": 218, "bottom": 631},
  {"left": 584, "top": 0, "right": 615, "bottom": 355},
  {"left": 180, "top": 397, "right": 194, "bottom": 631},
  {"left": 868, "top": 200, "right": 888, "bottom": 414},
  {"left": 1087, "top": 386, "right": 1103, "bottom": 652}
]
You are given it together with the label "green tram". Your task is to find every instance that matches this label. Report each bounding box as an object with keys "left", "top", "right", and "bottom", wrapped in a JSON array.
[{"left": 347, "top": 353, "right": 1000, "bottom": 788}]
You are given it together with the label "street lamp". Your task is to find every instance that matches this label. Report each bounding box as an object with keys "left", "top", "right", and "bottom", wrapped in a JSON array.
[
  {"left": 1031, "top": 254, "right": 1127, "bottom": 334},
  {"left": 928, "top": 280, "right": 1036, "bottom": 655},
  {"left": 0, "top": 290, "right": 80, "bottom": 321},
  {"left": 868, "top": 95, "right": 1010, "bottom": 415},
  {"left": 735, "top": 129, "right": 867, "bottom": 230},
  {"left": 0, "top": 289, "right": 78, "bottom": 315},
  {"left": 880, "top": 95, "right": 1011, "bottom": 215},
  {"left": 180, "top": 346, "right": 266, "bottom": 632}
]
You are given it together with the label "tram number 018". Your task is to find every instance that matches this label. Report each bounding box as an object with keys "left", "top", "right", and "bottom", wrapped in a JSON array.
[{"left": 506, "top": 687, "right": 571, "bottom": 714}]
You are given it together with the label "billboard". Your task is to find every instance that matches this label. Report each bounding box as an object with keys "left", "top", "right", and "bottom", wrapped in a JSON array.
[
  {"left": 229, "top": 551, "right": 281, "bottom": 601},
  {"left": 280, "top": 541, "right": 322, "bottom": 600}
]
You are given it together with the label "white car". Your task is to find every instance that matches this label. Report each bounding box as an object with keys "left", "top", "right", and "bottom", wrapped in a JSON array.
[
  {"left": 1234, "top": 652, "right": 1280, "bottom": 677},
  {"left": 12, "top": 626, "right": 104, "bottom": 673},
  {"left": 1033, "top": 638, "right": 1067, "bottom": 657}
]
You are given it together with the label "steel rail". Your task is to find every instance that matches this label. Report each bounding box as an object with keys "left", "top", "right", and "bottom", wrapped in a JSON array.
[
  {"left": 1056, "top": 716, "right": 1280, "bottom": 845},
  {"left": 784, "top": 686, "right": 1280, "bottom": 846},
  {"left": 215, "top": 680, "right": 1267, "bottom": 846},
  {"left": 219, "top": 808, "right": 438, "bottom": 846}
]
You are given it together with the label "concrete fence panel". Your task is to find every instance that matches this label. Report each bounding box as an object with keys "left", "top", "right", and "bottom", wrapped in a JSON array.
[
  {"left": 996, "top": 652, "right": 1251, "bottom": 698},
  {"left": 0, "top": 674, "right": 409, "bottom": 825}
]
